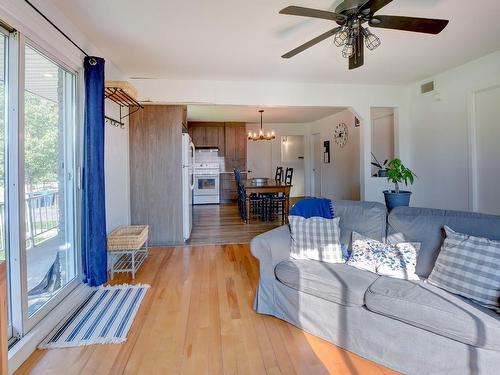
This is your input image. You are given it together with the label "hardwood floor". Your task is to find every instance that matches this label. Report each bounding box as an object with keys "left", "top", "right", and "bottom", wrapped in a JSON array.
[
  {"left": 188, "top": 200, "right": 301, "bottom": 245},
  {"left": 16, "top": 246, "right": 398, "bottom": 375}
]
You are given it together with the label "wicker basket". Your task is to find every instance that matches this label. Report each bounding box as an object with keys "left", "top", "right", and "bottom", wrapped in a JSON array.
[{"left": 107, "top": 225, "right": 149, "bottom": 251}]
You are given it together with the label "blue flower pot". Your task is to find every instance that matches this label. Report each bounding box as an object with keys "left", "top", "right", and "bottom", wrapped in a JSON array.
[
  {"left": 377, "top": 169, "right": 388, "bottom": 177},
  {"left": 383, "top": 190, "right": 412, "bottom": 211}
]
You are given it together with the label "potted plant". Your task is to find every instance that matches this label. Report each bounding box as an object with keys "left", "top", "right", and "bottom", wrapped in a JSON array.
[
  {"left": 384, "top": 158, "right": 417, "bottom": 210},
  {"left": 371, "top": 153, "right": 388, "bottom": 177}
]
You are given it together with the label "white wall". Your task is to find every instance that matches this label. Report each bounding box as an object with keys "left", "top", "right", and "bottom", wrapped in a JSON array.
[
  {"left": 246, "top": 122, "right": 309, "bottom": 197},
  {"left": 104, "top": 104, "right": 131, "bottom": 232},
  {"left": 409, "top": 50, "right": 500, "bottom": 211},
  {"left": 310, "top": 110, "right": 361, "bottom": 201}
]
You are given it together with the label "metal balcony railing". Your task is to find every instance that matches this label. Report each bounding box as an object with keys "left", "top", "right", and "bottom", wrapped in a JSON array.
[{"left": 0, "top": 191, "right": 60, "bottom": 253}]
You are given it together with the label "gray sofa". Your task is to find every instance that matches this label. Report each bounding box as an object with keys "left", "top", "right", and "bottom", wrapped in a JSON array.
[{"left": 251, "top": 200, "right": 500, "bottom": 375}]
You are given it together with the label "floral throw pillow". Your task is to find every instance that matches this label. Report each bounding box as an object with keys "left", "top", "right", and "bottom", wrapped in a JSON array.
[
  {"left": 345, "top": 232, "right": 381, "bottom": 273},
  {"left": 347, "top": 232, "right": 420, "bottom": 280}
]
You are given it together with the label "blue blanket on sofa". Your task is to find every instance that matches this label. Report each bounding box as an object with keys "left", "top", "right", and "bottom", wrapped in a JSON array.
[{"left": 289, "top": 198, "right": 334, "bottom": 219}]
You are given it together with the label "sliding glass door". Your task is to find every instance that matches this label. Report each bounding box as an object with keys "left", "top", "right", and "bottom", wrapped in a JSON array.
[
  {"left": 0, "top": 27, "right": 10, "bottom": 340},
  {"left": 1, "top": 27, "right": 81, "bottom": 341},
  {"left": 23, "top": 44, "right": 78, "bottom": 319}
]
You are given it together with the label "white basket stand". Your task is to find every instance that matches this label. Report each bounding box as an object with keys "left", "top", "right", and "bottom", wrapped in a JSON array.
[{"left": 107, "top": 225, "right": 149, "bottom": 279}]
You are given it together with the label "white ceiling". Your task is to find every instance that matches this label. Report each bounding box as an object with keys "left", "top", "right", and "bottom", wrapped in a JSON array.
[
  {"left": 187, "top": 105, "right": 346, "bottom": 123},
  {"left": 48, "top": 0, "right": 500, "bottom": 84}
]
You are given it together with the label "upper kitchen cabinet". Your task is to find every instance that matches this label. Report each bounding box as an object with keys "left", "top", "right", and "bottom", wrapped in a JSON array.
[
  {"left": 188, "top": 122, "right": 225, "bottom": 156},
  {"left": 224, "top": 123, "right": 246, "bottom": 172}
]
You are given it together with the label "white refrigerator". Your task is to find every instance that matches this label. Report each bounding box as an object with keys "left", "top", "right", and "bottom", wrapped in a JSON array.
[{"left": 182, "top": 133, "right": 195, "bottom": 241}]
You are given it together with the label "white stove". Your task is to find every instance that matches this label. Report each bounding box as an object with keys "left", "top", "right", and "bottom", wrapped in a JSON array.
[{"left": 193, "top": 162, "right": 220, "bottom": 204}]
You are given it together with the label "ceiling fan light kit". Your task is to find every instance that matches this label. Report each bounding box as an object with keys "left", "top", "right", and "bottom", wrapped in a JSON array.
[
  {"left": 279, "top": 0, "right": 449, "bottom": 69},
  {"left": 248, "top": 110, "right": 276, "bottom": 141}
]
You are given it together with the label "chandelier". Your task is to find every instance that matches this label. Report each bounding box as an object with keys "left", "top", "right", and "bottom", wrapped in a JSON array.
[{"left": 248, "top": 110, "right": 275, "bottom": 141}]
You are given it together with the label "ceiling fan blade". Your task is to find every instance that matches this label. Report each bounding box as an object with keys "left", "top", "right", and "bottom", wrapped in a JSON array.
[
  {"left": 279, "top": 6, "right": 346, "bottom": 23},
  {"left": 282, "top": 27, "right": 340, "bottom": 58},
  {"left": 349, "top": 32, "right": 364, "bottom": 70},
  {"left": 369, "top": 15, "right": 449, "bottom": 34},
  {"left": 360, "top": 0, "right": 393, "bottom": 16}
]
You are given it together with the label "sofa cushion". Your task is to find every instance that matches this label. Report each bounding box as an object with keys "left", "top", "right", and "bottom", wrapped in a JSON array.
[
  {"left": 388, "top": 206, "right": 500, "bottom": 278},
  {"left": 275, "top": 259, "right": 379, "bottom": 307},
  {"left": 365, "top": 277, "right": 500, "bottom": 350},
  {"left": 332, "top": 200, "right": 387, "bottom": 248}
]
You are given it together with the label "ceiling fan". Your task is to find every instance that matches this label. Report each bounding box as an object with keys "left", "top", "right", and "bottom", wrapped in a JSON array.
[{"left": 279, "top": 0, "right": 449, "bottom": 69}]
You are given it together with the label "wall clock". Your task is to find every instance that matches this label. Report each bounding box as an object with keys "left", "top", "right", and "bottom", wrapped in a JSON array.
[{"left": 334, "top": 123, "right": 348, "bottom": 148}]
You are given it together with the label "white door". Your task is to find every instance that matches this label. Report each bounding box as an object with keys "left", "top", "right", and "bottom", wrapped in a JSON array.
[
  {"left": 281, "top": 135, "right": 305, "bottom": 197},
  {"left": 474, "top": 85, "right": 500, "bottom": 214},
  {"left": 311, "top": 133, "right": 322, "bottom": 197}
]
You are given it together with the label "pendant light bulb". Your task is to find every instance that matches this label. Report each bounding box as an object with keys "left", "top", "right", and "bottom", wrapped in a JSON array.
[
  {"left": 342, "top": 38, "right": 355, "bottom": 58},
  {"left": 334, "top": 27, "right": 349, "bottom": 47},
  {"left": 362, "top": 27, "right": 381, "bottom": 51}
]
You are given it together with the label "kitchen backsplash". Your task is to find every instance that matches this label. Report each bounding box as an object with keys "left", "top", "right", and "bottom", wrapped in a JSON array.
[{"left": 195, "top": 149, "right": 225, "bottom": 170}]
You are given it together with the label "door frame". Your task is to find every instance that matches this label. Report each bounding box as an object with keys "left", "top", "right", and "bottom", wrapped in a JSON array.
[
  {"left": 310, "top": 133, "right": 322, "bottom": 197},
  {"left": 467, "top": 82, "right": 500, "bottom": 212}
]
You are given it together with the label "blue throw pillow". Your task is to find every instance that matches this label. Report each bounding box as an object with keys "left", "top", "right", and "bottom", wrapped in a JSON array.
[{"left": 289, "top": 198, "right": 334, "bottom": 219}]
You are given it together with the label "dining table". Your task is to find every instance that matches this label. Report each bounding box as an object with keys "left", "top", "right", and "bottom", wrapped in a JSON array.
[{"left": 242, "top": 179, "right": 292, "bottom": 223}]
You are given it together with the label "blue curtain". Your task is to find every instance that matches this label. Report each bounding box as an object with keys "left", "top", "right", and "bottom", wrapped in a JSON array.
[{"left": 82, "top": 56, "right": 107, "bottom": 286}]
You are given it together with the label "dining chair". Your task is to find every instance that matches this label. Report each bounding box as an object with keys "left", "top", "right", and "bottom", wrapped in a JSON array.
[
  {"left": 240, "top": 185, "right": 266, "bottom": 222},
  {"left": 234, "top": 168, "right": 243, "bottom": 214},
  {"left": 267, "top": 168, "right": 293, "bottom": 224},
  {"left": 275, "top": 166, "right": 284, "bottom": 182},
  {"left": 236, "top": 169, "right": 265, "bottom": 222},
  {"left": 284, "top": 167, "right": 293, "bottom": 185}
]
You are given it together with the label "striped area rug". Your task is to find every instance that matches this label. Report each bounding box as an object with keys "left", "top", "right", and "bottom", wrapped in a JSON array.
[{"left": 40, "top": 284, "right": 150, "bottom": 348}]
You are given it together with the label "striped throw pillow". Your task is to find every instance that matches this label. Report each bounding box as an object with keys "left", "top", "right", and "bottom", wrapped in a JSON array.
[
  {"left": 428, "top": 226, "right": 500, "bottom": 312},
  {"left": 289, "top": 216, "right": 342, "bottom": 264}
]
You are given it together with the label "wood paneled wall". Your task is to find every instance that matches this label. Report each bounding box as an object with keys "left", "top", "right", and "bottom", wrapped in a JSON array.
[{"left": 129, "top": 105, "right": 184, "bottom": 245}]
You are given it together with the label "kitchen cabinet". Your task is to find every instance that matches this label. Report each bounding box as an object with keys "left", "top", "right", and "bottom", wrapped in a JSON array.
[
  {"left": 224, "top": 122, "right": 246, "bottom": 172},
  {"left": 189, "top": 124, "right": 206, "bottom": 146},
  {"left": 188, "top": 122, "right": 225, "bottom": 156},
  {"left": 130, "top": 105, "right": 184, "bottom": 245}
]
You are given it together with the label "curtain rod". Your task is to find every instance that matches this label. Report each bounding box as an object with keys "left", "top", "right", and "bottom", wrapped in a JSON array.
[{"left": 24, "top": 0, "right": 89, "bottom": 57}]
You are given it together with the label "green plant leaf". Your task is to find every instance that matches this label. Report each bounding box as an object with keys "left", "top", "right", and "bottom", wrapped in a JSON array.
[{"left": 385, "top": 158, "right": 416, "bottom": 189}]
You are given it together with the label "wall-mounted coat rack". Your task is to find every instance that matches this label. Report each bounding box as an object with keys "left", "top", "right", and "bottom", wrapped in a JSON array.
[
  {"left": 104, "top": 81, "right": 144, "bottom": 129},
  {"left": 105, "top": 115, "right": 125, "bottom": 128}
]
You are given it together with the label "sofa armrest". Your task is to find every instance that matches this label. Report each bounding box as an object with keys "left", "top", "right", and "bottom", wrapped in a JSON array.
[{"left": 251, "top": 225, "right": 291, "bottom": 281}]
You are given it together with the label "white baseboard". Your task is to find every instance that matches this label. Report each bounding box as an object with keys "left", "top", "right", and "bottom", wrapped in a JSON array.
[{"left": 8, "top": 283, "right": 91, "bottom": 374}]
